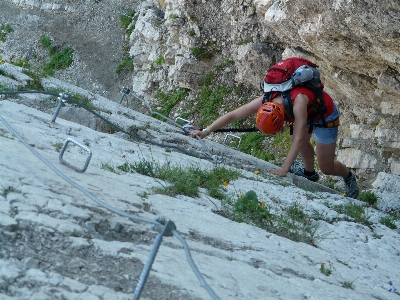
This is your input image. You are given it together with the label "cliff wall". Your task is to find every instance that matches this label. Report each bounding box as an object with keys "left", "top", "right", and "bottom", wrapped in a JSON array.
[
  {"left": 1, "top": 0, "right": 399, "bottom": 187},
  {"left": 129, "top": 0, "right": 400, "bottom": 186}
]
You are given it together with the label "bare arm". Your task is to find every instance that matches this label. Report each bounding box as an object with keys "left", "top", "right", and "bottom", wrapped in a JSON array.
[
  {"left": 269, "top": 94, "right": 309, "bottom": 176},
  {"left": 190, "top": 95, "right": 263, "bottom": 139}
]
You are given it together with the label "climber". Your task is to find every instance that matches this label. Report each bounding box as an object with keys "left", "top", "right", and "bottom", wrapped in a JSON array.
[{"left": 189, "top": 57, "right": 359, "bottom": 199}]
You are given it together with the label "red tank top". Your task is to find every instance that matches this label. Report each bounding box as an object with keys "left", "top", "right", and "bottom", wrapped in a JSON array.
[{"left": 272, "top": 87, "right": 335, "bottom": 122}]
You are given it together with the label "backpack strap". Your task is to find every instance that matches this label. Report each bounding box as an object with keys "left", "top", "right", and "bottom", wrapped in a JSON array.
[
  {"left": 281, "top": 91, "right": 294, "bottom": 120},
  {"left": 262, "top": 86, "right": 329, "bottom": 135},
  {"left": 263, "top": 91, "right": 294, "bottom": 120},
  {"left": 302, "top": 83, "right": 327, "bottom": 133}
]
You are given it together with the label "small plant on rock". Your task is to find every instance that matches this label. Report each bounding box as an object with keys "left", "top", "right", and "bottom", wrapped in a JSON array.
[
  {"left": 40, "top": 35, "right": 74, "bottom": 76},
  {"left": 0, "top": 24, "right": 12, "bottom": 42},
  {"left": 358, "top": 190, "right": 378, "bottom": 207},
  {"left": 2, "top": 185, "right": 19, "bottom": 197},
  {"left": 379, "top": 215, "right": 397, "bottom": 229},
  {"left": 52, "top": 142, "right": 64, "bottom": 152},
  {"left": 154, "top": 55, "right": 165, "bottom": 65},
  {"left": 116, "top": 57, "right": 134, "bottom": 73},
  {"left": 320, "top": 263, "right": 332, "bottom": 276}
]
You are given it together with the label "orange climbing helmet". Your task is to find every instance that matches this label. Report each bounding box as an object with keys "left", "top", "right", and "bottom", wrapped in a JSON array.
[{"left": 256, "top": 102, "right": 284, "bottom": 135}]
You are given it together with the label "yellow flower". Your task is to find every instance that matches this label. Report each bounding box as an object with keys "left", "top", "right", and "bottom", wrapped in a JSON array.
[
  {"left": 238, "top": 193, "right": 243, "bottom": 199},
  {"left": 342, "top": 193, "right": 346, "bottom": 197},
  {"left": 254, "top": 170, "right": 260, "bottom": 175},
  {"left": 223, "top": 181, "right": 229, "bottom": 186},
  {"left": 259, "top": 201, "right": 266, "bottom": 208}
]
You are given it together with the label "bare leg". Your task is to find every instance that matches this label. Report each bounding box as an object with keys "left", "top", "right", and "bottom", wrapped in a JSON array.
[
  {"left": 293, "top": 131, "right": 315, "bottom": 172},
  {"left": 315, "top": 142, "right": 349, "bottom": 178}
]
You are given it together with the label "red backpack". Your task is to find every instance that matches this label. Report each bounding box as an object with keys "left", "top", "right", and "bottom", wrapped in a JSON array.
[{"left": 261, "top": 57, "right": 327, "bottom": 133}]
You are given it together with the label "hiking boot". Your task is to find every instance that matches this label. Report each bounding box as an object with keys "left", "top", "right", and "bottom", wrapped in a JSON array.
[
  {"left": 344, "top": 171, "right": 359, "bottom": 199},
  {"left": 289, "top": 160, "right": 319, "bottom": 182}
]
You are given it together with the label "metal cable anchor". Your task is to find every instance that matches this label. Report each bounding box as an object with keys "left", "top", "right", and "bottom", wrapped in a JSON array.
[
  {"left": 118, "top": 87, "right": 130, "bottom": 104},
  {"left": 153, "top": 216, "right": 177, "bottom": 236},
  {"left": 59, "top": 138, "right": 92, "bottom": 173},
  {"left": 133, "top": 217, "right": 177, "bottom": 299},
  {"left": 51, "top": 92, "right": 69, "bottom": 123},
  {"left": 223, "top": 133, "right": 241, "bottom": 149}
]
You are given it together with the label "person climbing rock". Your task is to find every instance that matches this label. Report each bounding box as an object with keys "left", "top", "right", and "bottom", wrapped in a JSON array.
[{"left": 189, "top": 57, "right": 359, "bottom": 199}]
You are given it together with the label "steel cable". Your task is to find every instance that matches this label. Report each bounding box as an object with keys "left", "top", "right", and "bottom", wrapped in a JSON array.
[
  {"left": 172, "top": 230, "right": 220, "bottom": 300},
  {"left": 0, "top": 112, "right": 158, "bottom": 226},
  {"left": 0, "top": 105, "right": 221, "bottom": 300},
  {"left": 0, "top": 90, "right": 213, "bottom": 160}
]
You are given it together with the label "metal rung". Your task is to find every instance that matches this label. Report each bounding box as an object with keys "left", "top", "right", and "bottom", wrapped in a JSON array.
[
  {"left": 175, "top": 117, "right": 191, "bottom": 125},
  {"left": 59, "top": 138, "right": 92, "bottom": 173},
  {"left": 223, "top": 134, "right": 241, "bottom": 149}
]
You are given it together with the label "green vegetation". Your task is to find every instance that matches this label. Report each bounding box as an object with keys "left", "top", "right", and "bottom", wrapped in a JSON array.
[
  {"left": 179, "top": 71, "right": 232, "bottom": 127},
  {"left": 117, "top": 160, "right": 240, "bottom": 198},
  {"left": 319, "top": 176, "right": 336, "bottom": 189},
  {"left": 196, "top": 85, "right": 232, "bottom": 127},
  {"left": 0, "top": 83, "right": 9, "bottom": 92},
  {"left": 119, "top": 10, "right": 136, "bottom": 34},
  {"left": 169, "top": 14, "right": 179, "bottom": 19},
  {"left": 0, "top": 24, "right": 12, "bottom": 42},
  {"left": 100, "top": 161, "right": 119, "bottom": 173},
  {"left": 154, "top": 88, "right": 189, "bottom": 118},
  {"left": 40, "top": 35, "right": 55, "bottom": 54},
  {"left": 71, "top": 93, "right": 97, "bottom": 111},
  {"left": 154, "top": 55, "right": 165, "bottom": 65},
  {"left": 116, "top": 10, "right": 136, "bottom": 73},
  {"left": 342, "top": 281, "right": 355, "bottom": 290},
  {"left": 328, "top": 202, "right": 372, "bottom": 226},
  {"left": 2, "top": 185, "right": 19, "bottom": 197},
  {"left": 215, "top": 57, "right": 234, "bottom": 72},
  {"left": 23, "top": 69, "right": 44, "bottom": 90},
  {"left": 358, "top": 190, "right": 378, "bottom": 207},
  {"left": 191, "top": 46, "right": 212, "bottom": 60},
  {"left": 116, "top": 57, "right": 134, "bottom": 73},
  {"left": 320, "top": 263, "right": 332, "bottom": 276},
  {"left": 237, "top": 127, "right": 291, "bottom": 163},
  {"left": 40, "top": 35, "right": 74, "bottom": 76},
  {"left": 137, "top": 191, "right": 149, "bottom": 199},
  {"left": 239, "top": 132, "right": 271, "bottom": 161},
  {"left": 342, "top": 276, "right": 360, "bottom": 290},
  {"left": 379, "top": 215, "right": 398, "bottom": 229},
  {"left": 70, "top": 230, "right": 79, "bottom": 237},
  {"left": 152, "top": 57, "right": 249, "bottom": 129},
  {"left": 220, "top": 194, "right": 324, "bottom": 246},
  {"left": 52, "top": 142, "right": 64, "bottom": 152},
  {"left": 11, "top": 57, "right": 30, "bottom": 69}
]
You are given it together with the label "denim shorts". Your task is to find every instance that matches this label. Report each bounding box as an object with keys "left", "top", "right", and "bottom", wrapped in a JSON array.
[{"left": 308, "top": 104, "right": 339, "bottom": 145}]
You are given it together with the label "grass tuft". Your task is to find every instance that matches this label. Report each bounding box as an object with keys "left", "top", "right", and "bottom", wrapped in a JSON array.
[
  {"left": 379, "top": 215, "right": 397, "bottom": 229},
  {"left": 117, "top": 160, "right": 239, "bottom": 198},
  {"left": 358, "top": 190, "right": 378, "bottom": 207},
  {"left": 329, "top": 202, "right": 372, "bottom": 226},
  {"left": 0, "top": 24, "right": 12, "bottom": 42},
  {"left": 320, "top": 263, "right": 332, "bottom": 276},
  {"left": 154, "top": 88, "right": 188, "bottom": 118},
  {"left": 219, "top": 194, "right": 324, "bottom": 246},
  {"left": 40, "top": 36, "right": 74, "bottom": 76}
]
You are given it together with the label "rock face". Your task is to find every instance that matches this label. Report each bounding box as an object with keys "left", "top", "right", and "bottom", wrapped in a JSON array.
[
  {"left": 1, "top": 64, "right": 400, "bottom": 300},
  {"left": 128, "top": 0, "right": 400, "bottom": 186},
  {"left": 1, "top": 0, "right": 399, "bottom": 186}
]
